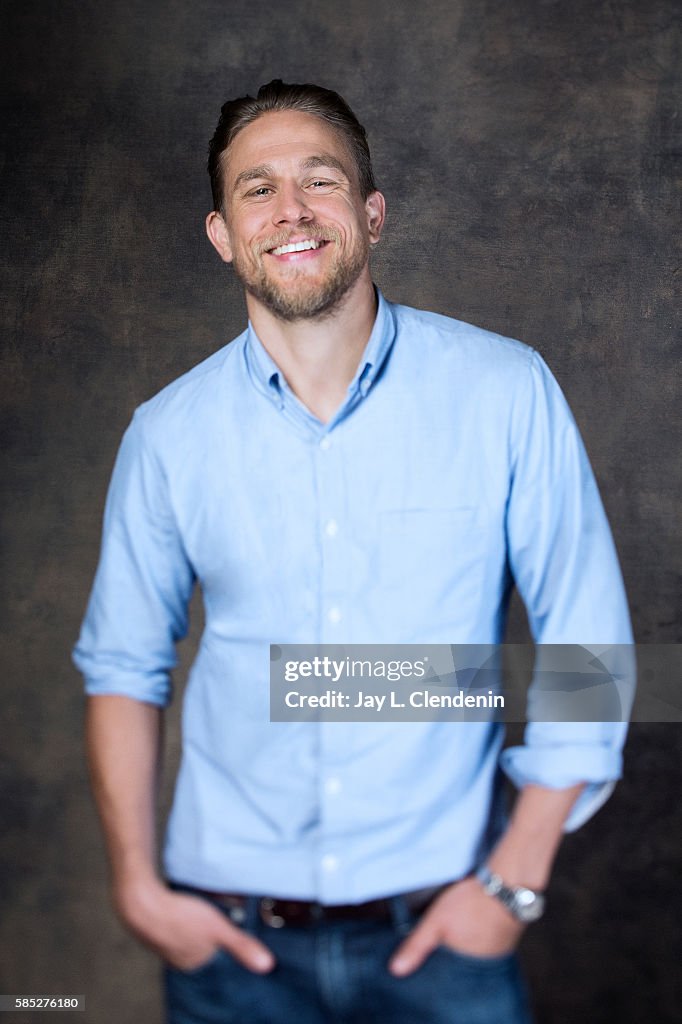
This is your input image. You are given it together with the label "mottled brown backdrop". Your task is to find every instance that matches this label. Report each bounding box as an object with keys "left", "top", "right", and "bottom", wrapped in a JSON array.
[{"left": 1, "top": 1, "right": 680, "bottom": 1022}]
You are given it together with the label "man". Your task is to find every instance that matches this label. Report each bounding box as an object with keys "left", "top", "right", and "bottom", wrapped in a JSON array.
[{"left": 74, "top": 80, "right": 633, "bottom": 1023}]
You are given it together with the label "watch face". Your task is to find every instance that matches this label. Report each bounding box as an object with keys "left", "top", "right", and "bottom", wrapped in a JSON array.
[{"left": 513, "top": 888, "right": 545, "bottom": 922}]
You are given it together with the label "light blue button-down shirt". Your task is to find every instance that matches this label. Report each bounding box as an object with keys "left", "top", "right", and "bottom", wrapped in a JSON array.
[{"left": 74, "top": 290, "right": 633, "bottom": 903}]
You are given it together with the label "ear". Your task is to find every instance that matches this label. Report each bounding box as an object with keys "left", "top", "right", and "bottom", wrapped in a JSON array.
[
  {"left": 206, "top": 210, "right": 233, "bottom": 263},
  {"left": 365, "top": 191, "right": 386, "bottom": 245}
]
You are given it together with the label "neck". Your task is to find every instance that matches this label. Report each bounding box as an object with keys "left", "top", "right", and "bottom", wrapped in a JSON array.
[{"left": 245, "top": 268, "right": 378, "bottom": 424}]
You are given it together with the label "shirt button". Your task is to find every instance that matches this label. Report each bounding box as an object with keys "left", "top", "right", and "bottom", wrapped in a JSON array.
[
  {"left": 325, "top": 777, "right": 342, "bottom": 796},
  {"left": 325, "top": 519, "right": 338, "bottom": 538},
  {"left": 319, "top": 436, "right": 332, "bottom": 451},
  {"left": 328, "top": 607, "right": 342, "bottom": 624},
  {"left": 321, "top": 854, "right": 339, "bottom": 873}
]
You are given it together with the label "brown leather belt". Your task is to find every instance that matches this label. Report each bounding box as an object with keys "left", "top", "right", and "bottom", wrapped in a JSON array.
[{"left": 187, "top": 884, "right": 448, "bottom": 928}]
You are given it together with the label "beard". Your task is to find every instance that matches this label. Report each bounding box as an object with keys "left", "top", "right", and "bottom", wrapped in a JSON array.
[{"left": 231, "top": 225, "right": 369, "bottom": 322}]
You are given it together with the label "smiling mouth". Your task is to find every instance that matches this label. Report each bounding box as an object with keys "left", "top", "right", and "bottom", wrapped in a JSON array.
[{"left": 267, "top": 239, "right": 330, "bottom": 257}]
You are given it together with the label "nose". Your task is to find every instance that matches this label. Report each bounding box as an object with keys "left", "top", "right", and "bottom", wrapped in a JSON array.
[{"left": 271, "top": 184, "right": 313, "bottom": 227}]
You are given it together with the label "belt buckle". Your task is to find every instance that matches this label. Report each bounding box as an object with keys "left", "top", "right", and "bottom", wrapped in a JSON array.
[
  {"left": 259, "top": 897, "right": 328, "bottom": 928},
  {"left": 259, "top": 897, "right": 287, "bottom": 928}
]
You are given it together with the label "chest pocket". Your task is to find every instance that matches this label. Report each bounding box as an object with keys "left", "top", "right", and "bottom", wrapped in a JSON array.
[{"left": 378, "top": 506, "right": 488, "bottom": 610}]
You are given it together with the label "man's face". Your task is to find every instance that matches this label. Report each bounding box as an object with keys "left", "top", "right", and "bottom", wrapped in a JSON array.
[{"left": 207, "top": 110, "right": 384, "bottom": 321}]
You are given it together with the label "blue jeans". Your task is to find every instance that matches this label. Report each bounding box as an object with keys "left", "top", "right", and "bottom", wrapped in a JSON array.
[{"left": 164, "top": 889, "right": 533, "bottom": 1023}]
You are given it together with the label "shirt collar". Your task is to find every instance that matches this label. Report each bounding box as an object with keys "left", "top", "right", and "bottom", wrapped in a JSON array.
[{"left": 244, "top": 287, "right": 396, "bottom": 406}]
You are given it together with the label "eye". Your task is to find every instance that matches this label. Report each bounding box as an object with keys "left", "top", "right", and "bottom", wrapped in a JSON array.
[
  {"left": 247, "top": 186, "right": 273, "bottom": 197},
  {"left": 309, "top": 179, "right": 334, "bottom": 189}
]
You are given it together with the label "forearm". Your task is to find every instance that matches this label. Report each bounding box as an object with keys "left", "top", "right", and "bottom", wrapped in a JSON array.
[
  {"left": 84, "top": 694, "right": 275, "bottom": 972},
  {"left": 85, "top": 694, "right": 163, "bottom": 893},
  {"left": 486, "top": 781, "right": 585, "bottom": 890},
  {"left": 389, "top": 780, "right": 585, "bottom": 973}
]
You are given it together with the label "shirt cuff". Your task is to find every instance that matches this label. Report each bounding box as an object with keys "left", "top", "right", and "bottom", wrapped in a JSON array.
[
  {"left": 77, "top": 660, "right": 172, "bottom": 708},
  {"left": 500, "top": 743, "right": 623, "bottom": 831}
]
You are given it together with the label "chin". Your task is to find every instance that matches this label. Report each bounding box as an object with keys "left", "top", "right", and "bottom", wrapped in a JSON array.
[
  {"left": 252, "top": 289, "right": 343, "bottom": 322},
  {"left": 246, "top": 266, "right": 364, "bottom": 322}
]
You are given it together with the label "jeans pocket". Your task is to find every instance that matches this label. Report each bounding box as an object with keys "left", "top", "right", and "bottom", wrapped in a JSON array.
[
  {"left": 168, "top": 947, "right": 227, "bottom": 977},
  {"left": 435, "top": 944, "right": 515, "bottom": 970}
]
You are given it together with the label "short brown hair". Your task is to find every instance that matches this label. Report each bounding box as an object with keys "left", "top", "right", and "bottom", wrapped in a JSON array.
[{"left": 207, "top": 79, "right": 377, "bottom": 212}]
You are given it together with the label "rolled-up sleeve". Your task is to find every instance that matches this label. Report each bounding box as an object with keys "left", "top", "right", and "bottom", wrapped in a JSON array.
[
  {"left": 500, "top": 350, "right": 635, "bottom": 830},
  {"left": 73, "top": 411, "right": 195, "bottom": 707}
]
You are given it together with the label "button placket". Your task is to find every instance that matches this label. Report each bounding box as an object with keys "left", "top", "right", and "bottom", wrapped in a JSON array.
[
  {"left": 315, "top": 430, "right": 346, "bottom": 640},
  {"left": 313, "top": 427, "right": 353, "bottom": 903}
]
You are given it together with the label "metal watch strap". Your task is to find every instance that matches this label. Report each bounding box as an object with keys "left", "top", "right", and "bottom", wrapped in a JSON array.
[{"left": 475, "top": 865, "right": 546, "bottom": 923}]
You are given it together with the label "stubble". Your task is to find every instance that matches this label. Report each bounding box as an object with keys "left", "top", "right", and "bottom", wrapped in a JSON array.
[{"left": 231, "top": 225, "right": 369, "bottom": 322}]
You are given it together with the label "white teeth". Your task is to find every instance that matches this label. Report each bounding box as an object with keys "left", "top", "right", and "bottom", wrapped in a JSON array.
[{"left": 270, "top": 239, "right": 322, "bottom": 256}]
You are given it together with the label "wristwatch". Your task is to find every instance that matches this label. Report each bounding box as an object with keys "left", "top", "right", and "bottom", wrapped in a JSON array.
[{"left": 475, "top": 865, "right": 546, "bottom": 923}]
